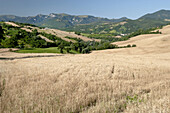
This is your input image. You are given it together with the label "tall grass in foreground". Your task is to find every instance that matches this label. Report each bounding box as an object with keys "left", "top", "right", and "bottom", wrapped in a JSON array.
[{"left": 0, "top": 53, "right": 169, "bottom": 113}]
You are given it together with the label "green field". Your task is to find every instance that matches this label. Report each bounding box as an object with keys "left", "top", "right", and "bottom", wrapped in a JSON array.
[{"left": 15, "top": 47, "right": 80, "bottom": 54}]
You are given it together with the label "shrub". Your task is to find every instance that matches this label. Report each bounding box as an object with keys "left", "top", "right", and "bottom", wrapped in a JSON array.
[
  {"left": 9, "top": 48, "right": 13, "bottom": 52},
  {"left": 132, "top": 44, "right": 137, "bottom": 47},
  {"left": 127, "top": 44, "right": 131, "bottom": 48},
  {"left": 75, "top": 32, "right": 81, "bottom": 35}
]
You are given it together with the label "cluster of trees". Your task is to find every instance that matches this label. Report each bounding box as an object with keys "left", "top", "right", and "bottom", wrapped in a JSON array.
[
  {"left": 0, "top": 26, "right": 5, "bottom": 46},
  {"left": 56, "top": 37, "right": 116, "bottom": 54},
  {"left": 0, "top": 23, "right": 47, "bottom": 48},
  {"left": 0, "top": 22, "right": 117, "bottom": 54},
  {"left": 60, "top": 41, "right": 115, "bottom": 54},
  {"left": 75, "top": 32, "right": 81, "bottom": 35},
  {"left": 118, "top": 44, "right": 136, "bottom": 48}
]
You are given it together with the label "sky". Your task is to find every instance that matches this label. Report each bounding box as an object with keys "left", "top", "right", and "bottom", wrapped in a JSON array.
[{"left": 0, "top": 0, "right": 170, "bottom": 19}]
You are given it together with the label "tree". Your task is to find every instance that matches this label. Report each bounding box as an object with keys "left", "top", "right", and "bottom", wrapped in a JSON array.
[
  {"left": 127, "top": 44, "right": 131, "bottom": 48},
  {"left": 32, "top": 29, "right": 39, "bottom": 35},
  {"left": 1, "top": 37, "right": 18, "bottom": 48},
  {"left": 132, "top": 44, "right": 136, "bottom": 47},
  {"left": 0, "top": 26, "right": 5, "bottom": 43},
  {"left": 75, "top": 32, "right": 81, "bottom": 35},
  {"left": 18, "top": 40, "right": 25, "bottom": 48},
  {"left": 82, "top": 47, "right": 90, "bottom": 54},
  {"left": 66, "top": 47, "right": 71, "bottom": 53},
  {"left": 58, "top": 43, "right": 64, "bottom": 53}
]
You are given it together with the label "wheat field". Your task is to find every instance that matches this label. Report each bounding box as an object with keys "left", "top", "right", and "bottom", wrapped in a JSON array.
[{"left": 0, "top": 26, "right": 170, "bottom": 113}]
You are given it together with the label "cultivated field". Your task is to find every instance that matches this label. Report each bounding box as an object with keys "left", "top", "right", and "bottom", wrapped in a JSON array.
[{"left": 0, "top": 25, "right": 170, "bottom": 113}]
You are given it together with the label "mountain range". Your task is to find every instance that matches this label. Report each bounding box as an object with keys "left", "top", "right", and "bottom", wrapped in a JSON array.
[
  {"left": 0, "top": 13, "right": 128, "bottom": 29},
  {"left": 65, "top": 9, "right": 170, "bottom": 34},
  {"left": 1, "top": 9, "right": 170, "bottom": 34}
]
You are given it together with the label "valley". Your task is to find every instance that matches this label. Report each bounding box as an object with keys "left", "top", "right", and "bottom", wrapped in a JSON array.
[
  {"left": 0, "top": 23, "right": 170, "bottom": 113},
  {"left": 1, "top": 8, "right": 170, "bottom": 113}
]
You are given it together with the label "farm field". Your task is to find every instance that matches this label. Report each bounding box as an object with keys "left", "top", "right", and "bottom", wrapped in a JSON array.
[{"left": 0, "top": 25, "right": 170, "bottom": 113}]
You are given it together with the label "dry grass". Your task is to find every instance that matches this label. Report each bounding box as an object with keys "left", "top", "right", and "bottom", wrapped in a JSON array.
[
  {"left": 0, "top": 25, "right": 170, "bottom": 113},
  {"left": 5, "top": 22, "right": 20, "bottom": 27}
]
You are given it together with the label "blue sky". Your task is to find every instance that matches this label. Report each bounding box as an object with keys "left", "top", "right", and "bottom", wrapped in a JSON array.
[{"left": 0, "top": 0, "right": 170, "bottom": 19}]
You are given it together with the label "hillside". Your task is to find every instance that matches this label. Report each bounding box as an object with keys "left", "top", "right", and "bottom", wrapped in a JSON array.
[
  {"left": 64, "top": 10, "right": 170, "bottom": 35},
  {"left": 139, "top": 9, "right": 170, "bottom": 20},
  {"left": 0, "top": 22, "right": 115, "bottom": 54},
  {"left": 112, "top": 25, "right": 170, "bottom": 49},
  {"left": 0, "top": 24, "right": 170, "bottom": 113},
  {"left": 5, "top": 22, "right": 99, "bottom": 42}
]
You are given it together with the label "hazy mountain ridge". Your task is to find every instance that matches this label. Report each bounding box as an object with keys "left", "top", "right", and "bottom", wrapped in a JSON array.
[
  {"left": 139, "top": 9, "right": 170, "bottom": 20},
  {"left": 1, "top": 9, "right": 170, "bottom": 34},
  {"left": 65, "top": 10, "right": 170, "bottom": 34},
  {"left": 0, "top": 13, "right": 128, "bottom": 29}
]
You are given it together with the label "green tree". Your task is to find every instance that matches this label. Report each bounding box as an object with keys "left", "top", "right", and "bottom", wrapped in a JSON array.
[
  {"left": 32, "top": 29, "right": 39, "bottom": 35},
  {"left": 0, "top": 26, "right": 5, "bottom": 43},
  {"left": 58, "top": 43, "right": 65, "bottom": 53},
  {"left": 132, "top": 44, "right": 136, "bottom": 47},
  {"left": 82, "top": 47, "right": 90, "bottom": 54},
  {"left": 66, "top": 47, "right": 71, "bottom": 53},
  {"left": 127, "top": 44, "right": 131, "bottom": 48},
  {"left": 1, "top": 37, "right": 18, "bottom": 48},
  {"left": 18, "top": 40, "right": 25, "bottom": 48},
  {"left": 75, "top": 32, "right": 81, "bottom": 35}
]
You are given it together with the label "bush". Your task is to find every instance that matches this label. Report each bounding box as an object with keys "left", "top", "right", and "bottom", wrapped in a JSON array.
[
  {"left": 75, "top": 32, "right": 81, "bottom": 35},
  {"left": 132, "top": 44, "right": 136, "bottom": 47},
  {"left": 127, "top": 44, "right": 131, "bottom": 48},
  {"left": 9, "top": 48, "right": 13, "bottom": 52}
]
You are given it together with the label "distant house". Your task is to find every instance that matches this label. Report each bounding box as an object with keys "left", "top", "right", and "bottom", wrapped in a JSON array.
[{"left": 120, "top": 34, "right": 127, "bottom": 36}]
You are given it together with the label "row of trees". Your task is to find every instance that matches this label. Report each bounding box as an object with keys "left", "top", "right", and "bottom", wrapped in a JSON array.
[{"left": 57, "top": 40, "right": 117, "bottom": 54}]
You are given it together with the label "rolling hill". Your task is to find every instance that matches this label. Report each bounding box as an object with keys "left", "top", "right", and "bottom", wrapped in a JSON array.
[
  {"left": 0, "top": 21, "right": 115, "bottom": 54},
  {"left": 0, "top": 23, "right": 170, "bottom": 113},
  {"left": 110, "top": 25, "right": 170, "bottom": 54}
]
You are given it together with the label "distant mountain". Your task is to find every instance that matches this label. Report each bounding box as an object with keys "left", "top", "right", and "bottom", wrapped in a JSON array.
[
  {"left": 139, "top": 9, "right": 170, "bottom": 20},
  {"left": 111, "top": 17, "right": 128, "bottom": 22},
  {"left": 1, "top": 9, "right": 170, "bottom": 35},
  {"left": 64, "top": 9, "right": 170, "bottom": 34},
  {"left": 0, "top": 13, "right": 128, "bottom": 29}
]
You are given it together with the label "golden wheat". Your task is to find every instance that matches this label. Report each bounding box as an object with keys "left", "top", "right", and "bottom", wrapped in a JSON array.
[{"left": 0, "top": 25, "right": 170, "bottom": 113}]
